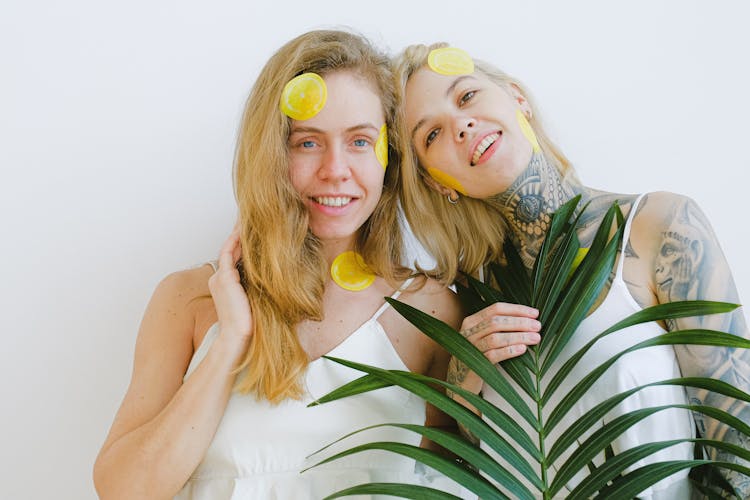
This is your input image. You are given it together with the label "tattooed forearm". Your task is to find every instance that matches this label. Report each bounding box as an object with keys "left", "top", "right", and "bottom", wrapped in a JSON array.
[{"left": 446, "top": 357, "right": 480, "bottom": 445}]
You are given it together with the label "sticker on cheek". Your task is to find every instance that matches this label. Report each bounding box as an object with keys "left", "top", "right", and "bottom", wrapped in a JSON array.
[
  {"left": 427, "top": 167, "right": 466, "bottom": 195},
  {"left": 427, "top": 47, "right": 474, "bottom": 76},
  {"left": 279, "top": 73, "right": 327, "bottom": 121},
  {"left": 375, "top": 124, "right": 388, "bottom": 170},
  {"left": 516, "top": 109, "right": 540, "bottom": 153},
  {"left": 330, "top": 251, "right": 375, "bottom": 291}
]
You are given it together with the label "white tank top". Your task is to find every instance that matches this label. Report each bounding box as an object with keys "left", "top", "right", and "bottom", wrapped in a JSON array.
[
  {"left": 174, "top": 278, "right": 436, "bottom": 499},
  {"left": 481, "top": 194, "right": 695, "bottom": 499}
]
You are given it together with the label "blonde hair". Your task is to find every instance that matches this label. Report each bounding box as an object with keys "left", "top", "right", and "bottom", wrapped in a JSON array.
[
  {"left": 233, "top": 30, "right": 408, "bottom": 403},
  {"left": 393, "top": 42, "right": 575, "bottom": 285}
]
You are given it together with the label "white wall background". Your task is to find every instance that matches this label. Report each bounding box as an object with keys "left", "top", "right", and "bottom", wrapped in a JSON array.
[{"left": 2, "top": 1, "right": 748, "bottom": 498}]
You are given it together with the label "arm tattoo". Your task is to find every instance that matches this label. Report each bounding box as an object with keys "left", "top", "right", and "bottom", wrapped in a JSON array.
[
  {"left": 656, "top": 196, "right": 750, "bottom": 494},
  {"left": 446, "top": 357, "right": 480, "bottom": 445}
]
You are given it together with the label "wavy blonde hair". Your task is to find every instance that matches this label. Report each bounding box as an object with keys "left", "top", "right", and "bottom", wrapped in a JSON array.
[
  {"left": 233, "top": 30, "right": 408, "bottom": 403},
  {"left": 393, "top": 42, "right": 575, "bottom": 285}
]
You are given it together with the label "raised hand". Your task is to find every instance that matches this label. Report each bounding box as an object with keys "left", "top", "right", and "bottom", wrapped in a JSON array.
[
  {"left": 208, "top": 226, "right": 253, "bottom": 343},
  {"left": 448, "top": 302, "right": 541, "bottom": 396}
]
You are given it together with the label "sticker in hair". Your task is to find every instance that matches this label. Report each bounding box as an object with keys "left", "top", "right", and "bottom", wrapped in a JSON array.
[
  {"left": 330, "top": 251, "right": 375, "bottom": 291},
  {"left": 427, "top": 47, "right": 474, "bottom": 76},
  {"left": 427, "top": 167, "right": 466, "bottom": 195},
  {"left": 280, "top": 73, "right": 327, "bottom": 120},
  {"left": 516, "top": 109, "right": 540, "bottom": 153},
  {"left": 375, "top": 124, "right": 388, "bottom": 170}
]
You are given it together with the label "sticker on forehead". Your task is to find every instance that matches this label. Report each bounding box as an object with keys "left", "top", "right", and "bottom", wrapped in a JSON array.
[
  {"left": 427, "top": 47, "right": 474, "bottom": 76},
  {"left": 427, "top": 167, "right": 466, "bottom": 195},
  {"left": 516, "top": 109, "right": 540, "bottom": 153},
  {"left": 279, "top": 73, "right": 327, "bottom": 121},
  {"left": 330, "top": 251, "right": 375, "bottom": 291},
  {"left": 375, "top": 124, "right": 388, "bottom": 170}
]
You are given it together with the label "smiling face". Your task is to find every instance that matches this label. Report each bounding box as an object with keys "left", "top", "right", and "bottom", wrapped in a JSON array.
[
  {"left": 404, "top": 67, "right": 535, "bottom": 199},
  {"left": 288, "top": 70, "right": 386, "bottom": 251}
]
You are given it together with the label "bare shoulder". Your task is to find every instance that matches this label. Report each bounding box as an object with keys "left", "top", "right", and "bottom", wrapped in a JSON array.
[
  {"left": 627, "top": 191, "right": 707, "bottom": 256},
  {"left": 398, "top": 275, "right": 464, "bottom": 331},
  {"left": 633, "top": 191, "right": 704, "bottom": 227}
]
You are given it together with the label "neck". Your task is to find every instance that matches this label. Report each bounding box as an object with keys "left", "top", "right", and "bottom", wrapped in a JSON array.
[
  {"left": 321, "top": 236, "right": 358, "bottom": 267},
  {"left": 485, "top": 152, "right": 589, "bottom": 268}
]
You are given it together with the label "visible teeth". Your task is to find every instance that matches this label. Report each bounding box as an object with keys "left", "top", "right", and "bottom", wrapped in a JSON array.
[
  {"left": 472, "top": 132, "right": 500, "bottom": 165},
  {"left": 314, "top": 196, "right": 352, "bottom": 207}
]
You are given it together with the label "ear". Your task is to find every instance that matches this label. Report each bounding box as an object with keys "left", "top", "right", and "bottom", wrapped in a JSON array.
[
  {"left": 509, "top": 83, "right": 532, "bottom": 120},
  {"left": 423, "top": 173, "right": 459, "bottom": 200}
]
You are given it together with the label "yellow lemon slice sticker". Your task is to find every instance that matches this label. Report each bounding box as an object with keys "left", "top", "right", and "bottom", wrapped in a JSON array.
[
  {"left": 428, "top": 47, "right": 474, "bottom": 76},
  {"left": 330, "top": 251, "right": 375, "bottom": 291},
  {"left": 567, "top": 247, "right": 590, "bottom": 280},
  {"left": 427, "top": 167, "right": 466, "bottom": 195},
  {"left": 516, "top": 109, "right": 540, "bottom": 152},
  {"left": 280, "top": 72, "right": 327, "bottom": 121},
  {"left": 375, "top": 124, "right": 388, "bottom": 170}
]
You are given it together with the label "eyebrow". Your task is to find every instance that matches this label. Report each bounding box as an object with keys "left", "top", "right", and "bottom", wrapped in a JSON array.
[
  {"left": 410, "top": 75, "right": 477, "bottom": 144},
  {"left": 289, "top": 123, "right": 380, "bottom": 135}
]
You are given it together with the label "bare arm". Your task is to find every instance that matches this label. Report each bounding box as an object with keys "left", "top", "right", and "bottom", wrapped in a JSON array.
[
  {"left": 93, "top": 230, "right": 252, "bottom": 499},
  {"left": 649, "top": 193, "right": 750, "bottom": 494}
]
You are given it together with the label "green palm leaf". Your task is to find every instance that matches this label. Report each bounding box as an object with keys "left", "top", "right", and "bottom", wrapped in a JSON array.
[
  {"left": 547, "top": 376, "right": 750, "bottom": 464},
  {"left": 543, "top": 301, "right": 739, "bottom": 404},
  {"left": 550, "top": 403, "right": 750, "bottom": 495},
  {"left": 568, "top": 439, "right": 750, "bottom": 499},
  {"left": 598, "top": 460, "right": 750, "bottom": 499},
  {"left": 307, "top": 422, "right": 533, "bottom": 498},
  {"left": 321, "top": 483, "right": 461, "bottom": 500},
  {"left": 319, "top": 356, "right": 541, "bottom": 491},
  {"left": 308, "top": 198, "right": 747, "bottom": 499},
  {"left": 306, "top": 441, "right": 504, "bottom": 499}
]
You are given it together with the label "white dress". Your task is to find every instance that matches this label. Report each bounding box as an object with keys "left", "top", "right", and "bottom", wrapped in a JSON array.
[
  {"left": 481, "top": 194, "right": 695, "bottom": 499},
  {"left": 174, "top": 278, "right": 442, "bottom": 499}
]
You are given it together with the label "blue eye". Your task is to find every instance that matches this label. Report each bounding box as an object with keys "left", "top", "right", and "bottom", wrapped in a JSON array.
[
  {"left": 426, "top": 129, "right": 439, "bottom": 147},
  {"left": 353, "top": 139, "right": 368, "bottom": 147},
  {"left": 302, "top": 140, "right": 316, "bottom": 148}
]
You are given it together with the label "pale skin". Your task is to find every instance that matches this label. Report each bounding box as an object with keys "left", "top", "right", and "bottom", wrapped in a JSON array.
[
  {"left": 93, "top": 70, "right": 463, "bottom": 499},
  {"left": 404, "top": 65, "right": 749, "bottom": 492}
]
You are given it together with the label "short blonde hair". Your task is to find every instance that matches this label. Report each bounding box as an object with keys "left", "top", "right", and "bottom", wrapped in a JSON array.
[
  {"left": 393, "top": 42, "right": 574, "bottom": 285},
  {"left": 234, "top": 30, "right": 408, "bottom": 403}
]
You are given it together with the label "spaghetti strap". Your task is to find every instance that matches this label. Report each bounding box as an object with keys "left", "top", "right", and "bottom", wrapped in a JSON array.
[
  {"left": 372, "top": 277, "right": 416, "bottom": 320},
  {"left": 207, "top": 260, "right": 218, "bottom": 272},
  {"left": 615, "top": 193, "right": 647, "bottom": 277}
]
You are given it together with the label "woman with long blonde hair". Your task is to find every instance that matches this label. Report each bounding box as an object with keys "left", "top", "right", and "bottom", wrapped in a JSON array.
[
  {"left": 394, "top": 42, "right": 749, "bottom": 497},
  {"left": 93, "top": 30, "right": 465, "bottom": 499}
]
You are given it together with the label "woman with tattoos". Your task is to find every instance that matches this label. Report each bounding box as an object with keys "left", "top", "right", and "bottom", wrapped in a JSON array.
[
  {"left": 394, "top": 43, "right": 749, "bottom": 498},
  {"left": 92, "top": 31, "right": 464, "bottom": 499}
]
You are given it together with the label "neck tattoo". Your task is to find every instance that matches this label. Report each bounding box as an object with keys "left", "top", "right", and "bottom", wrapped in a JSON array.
[
  {"left": 487, "top": 152, "right": 583, "bottom": 268},
  {"left": 330, "top": 251, "right": 375, "bottom": 291}
]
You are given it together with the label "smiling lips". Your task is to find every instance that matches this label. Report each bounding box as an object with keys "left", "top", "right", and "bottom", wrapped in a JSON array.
[
  {"left": 470, "top": 131, "right": 501, "bottom": 166},
  {"left": 313, "top": 196, "right": 354, "bottom": 207}
]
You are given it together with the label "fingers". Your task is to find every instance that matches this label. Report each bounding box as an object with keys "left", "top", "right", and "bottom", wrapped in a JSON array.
[
  {"left": 457, "top": 302, "right": 542, "bottom": 364},
  {"left": 217, "top": 227, "right": 242, "bottom": 272},
  {"left": 468, "top": 330, "right": 540, "bottom": 363},
  {"left": 470, "top": 330, "right": 541, "bottom": 352},
  {"left": 483, "top": 343, "right": 531, "bottom": 364},
  {"left": 460, "top": 304, "right": 541, "bottom": 339}
]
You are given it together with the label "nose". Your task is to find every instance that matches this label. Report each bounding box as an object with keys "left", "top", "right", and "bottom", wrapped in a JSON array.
[
  {"left": 318, "top": 143, "right": 351, "bottom": 182},
  {"left": 454, "top": 116, "right": 476, "bottom": 142}
]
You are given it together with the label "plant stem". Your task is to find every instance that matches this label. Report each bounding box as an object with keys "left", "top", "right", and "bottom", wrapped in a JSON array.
[{"left": 533, "top": 344, "right": 549, "bottom": 500}]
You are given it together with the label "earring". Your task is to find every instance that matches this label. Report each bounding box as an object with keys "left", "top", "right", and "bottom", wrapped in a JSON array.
[{"left": 447, "top": 193, "right": 459, "bottom": 204}]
